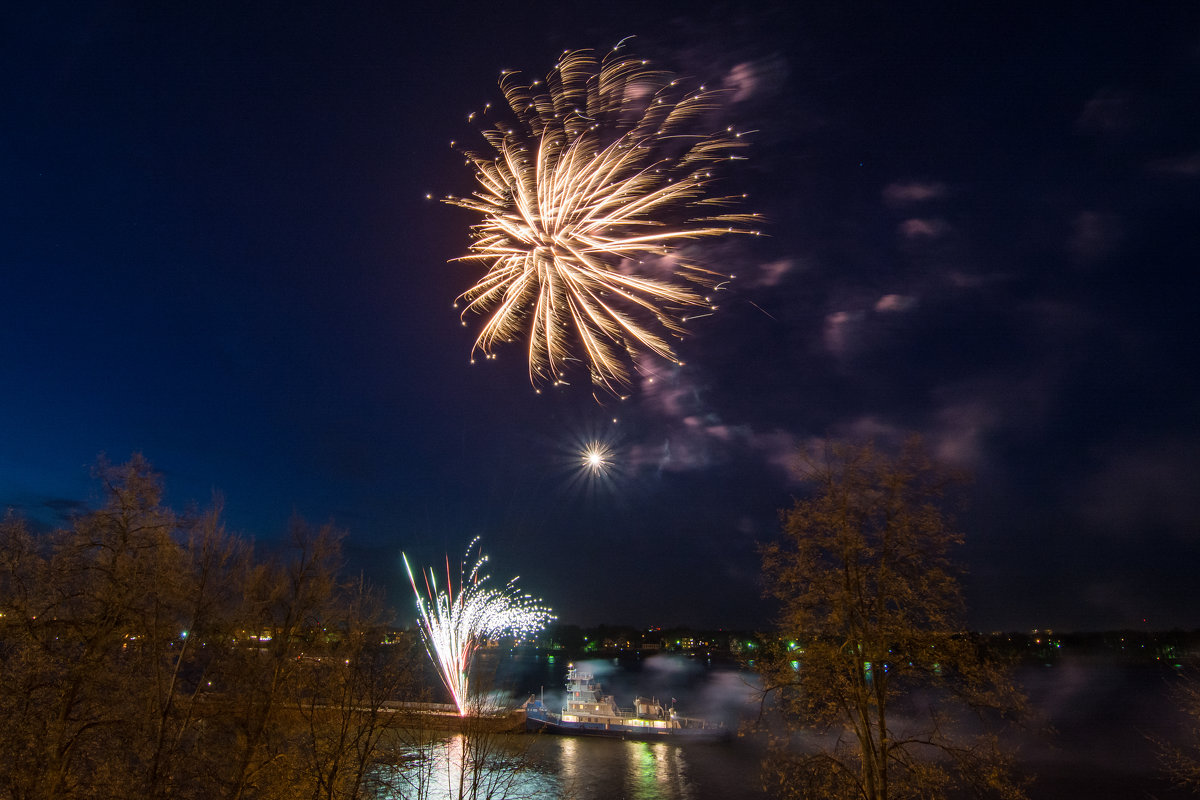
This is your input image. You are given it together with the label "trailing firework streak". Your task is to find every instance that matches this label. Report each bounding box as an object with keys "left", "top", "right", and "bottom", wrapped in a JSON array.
[
  {"left": 403, "top": 540, "right": 554, "bottom": 715},
  {"left": 443, "top": 42, "right": 760, "bottom": 394}
]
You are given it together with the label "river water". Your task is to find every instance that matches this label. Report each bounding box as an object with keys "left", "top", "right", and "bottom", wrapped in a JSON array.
[
  {"left": 373, "top": 732, "right": 767, "bottom": 800},
  {"left": 371, "top": 651, "right": 1197, "bottom": 800},
  {"left": 372, "top": 652, "right": 766, "bottom": 800}
]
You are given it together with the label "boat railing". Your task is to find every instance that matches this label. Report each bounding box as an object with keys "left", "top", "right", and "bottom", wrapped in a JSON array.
[{"left": 673, "top": 715, "right": 722, "bottom": 729}]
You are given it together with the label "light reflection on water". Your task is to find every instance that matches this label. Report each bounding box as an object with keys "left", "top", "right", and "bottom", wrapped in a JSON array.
[
  {"left": 625, "top": 739, "right": 692, "bottom": 800},
  {"left": 373, "top": 733, "right": 561, "bottom": 800},
  {"left": 373, "top": 732, "right": 761, "bottom": 800},
  {"left": 555, "top": 736, "right": 695, "bottom": 800}
]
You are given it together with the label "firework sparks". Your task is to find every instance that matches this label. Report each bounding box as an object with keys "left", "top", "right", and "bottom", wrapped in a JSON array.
[
  {"left": 445, "top": 43, "right": 759, "bottom": 394},
  {"left": 403, "top": 539, "right": 554, "bottom": 715}
]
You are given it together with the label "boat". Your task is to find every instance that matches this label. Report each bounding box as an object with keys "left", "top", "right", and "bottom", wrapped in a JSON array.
[{"left": 523, "top": 664, "right": 727, "bottom": 741}]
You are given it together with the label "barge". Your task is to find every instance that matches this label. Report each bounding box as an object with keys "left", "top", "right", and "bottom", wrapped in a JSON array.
[{"left": 524, "top": 664, "right": 727, "bottom": 741}]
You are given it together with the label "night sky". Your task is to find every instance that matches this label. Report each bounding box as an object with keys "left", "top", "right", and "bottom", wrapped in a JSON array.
[{"left": 3, "top": 2, "right": 1198, "bottom": 632}]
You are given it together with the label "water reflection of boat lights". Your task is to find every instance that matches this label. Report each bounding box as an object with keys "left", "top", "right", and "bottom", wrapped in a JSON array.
[
  {"left": 559, "top": 736, "right": 579, "bottom": 784},
  {"left": 375, "top": 734, "right": 560, "bottom": 800},
  {"left": 627, "top": 740, "right": 682, "bottom": 800}
]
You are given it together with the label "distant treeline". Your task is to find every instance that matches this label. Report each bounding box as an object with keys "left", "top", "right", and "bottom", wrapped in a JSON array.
[{"left": 523, "top": 624, "right": 1200, "bottom": 665}]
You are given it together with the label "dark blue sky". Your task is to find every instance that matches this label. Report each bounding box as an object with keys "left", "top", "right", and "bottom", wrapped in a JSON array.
[{"left": 3, "top": 2, "right": 1198, "bottom": 631}]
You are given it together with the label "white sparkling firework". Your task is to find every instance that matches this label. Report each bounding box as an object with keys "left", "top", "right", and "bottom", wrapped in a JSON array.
[
  {"left": 444, "top": 42, "right": 759, "bottom": 394},
  {"left": 403, "top": 539, "right": 554, "bottom": 715},
  {"left": 559, "top": 421, "right": 628, "bottom": 500},
  {"left": 581, "top": 440, "right": 614, "bottom": 474}
]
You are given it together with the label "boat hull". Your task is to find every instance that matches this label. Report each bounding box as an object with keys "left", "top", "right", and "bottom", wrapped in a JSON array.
[{"left": 524, "top": 710, "right": 728, "bottom": 742}]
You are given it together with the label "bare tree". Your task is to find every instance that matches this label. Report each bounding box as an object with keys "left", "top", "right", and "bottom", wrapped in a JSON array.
[
  {"left": 139, "top": 499, "right": 255, "bottom": 800},
  {"left": 287, "top": 578, "right": 429, "bottom": 800},
  {"left": 0, "top": 510, "right": 56, "bottom": 800},
  {"left": 0, "top": 457, "right": 179, "bottom": 799},
  {"left": 758, "top": 437, "right": 1026, "bottom": 800},
  {"left": 194, "top": 518, "right": 351, "bottom": 800},
  {"left": 1154, "top": 668, "right": 1200, "bottom": 793},
  {"left": 0, "top": 458, "right": 427, "bottom": 800}
]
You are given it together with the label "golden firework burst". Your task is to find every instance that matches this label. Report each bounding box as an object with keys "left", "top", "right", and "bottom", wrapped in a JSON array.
[{"left": 444, "top": 43, "right": 758, "bottom": 394}]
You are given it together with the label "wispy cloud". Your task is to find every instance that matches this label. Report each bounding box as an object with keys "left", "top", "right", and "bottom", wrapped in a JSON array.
[
  {"left": 746, "top": 258, "right": 796, "bottom": 288},
  {"left": 945, "top": 270, "right": 1009, "bottom": 289},
  {"left": 823, "top": 310, "right": 864, "bottom": 358},
  {"left": 899, "top": 218, "right": 949, "bottom": 239},
  {"left": 929, "top": 400, "right": 998, "bottom": 468},
  {"left": 882, "top": 181, "right": 947, "bottom": 206},
  {"left": 874, "top": 294, "right": 917, "bottom": 313},
  {"left": 747, "top": 428, "right": 805, "bottom": 482},
  {"left": 720, "top": 54, "right": 788, "bottom": 104},
  {"left": 1076, "top": 435, "right": 1200, "bottom": 538},
  {"left": 1068, "top": 211, "right": 1122, "bottom": 264},
  {"left": 623, "top": 413, "right": 750, "bottom": 475},
  {"left": 723, "top": 61, "right": 759, "bottom": 103},
  {"left": 1075, "top": 88, "right": 1132, "bottom": 136},
  {"left": 1148, "top": 151, "right": 1200, "bottom": 177},
  {"left": 628, "top": 361, "right": 737, "bottom": 473}
]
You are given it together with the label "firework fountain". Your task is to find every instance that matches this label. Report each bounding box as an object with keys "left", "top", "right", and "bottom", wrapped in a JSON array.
[
  {"left": 403, "top": 539, "right": 554, "bottom": 715},
  {"left": 444, "top": 40, "right": 760, "bottom": 394}
]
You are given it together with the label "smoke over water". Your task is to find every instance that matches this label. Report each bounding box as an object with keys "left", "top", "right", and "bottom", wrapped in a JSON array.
[
  {"left": 500, "top": 654, "right": 760, "bottom": 728},
  {"left": 493, "top": 650, "right": 1200, "bottom": 800},
  {"left": 1012, "top": 655, "right": 1193, "bottom": 799}
]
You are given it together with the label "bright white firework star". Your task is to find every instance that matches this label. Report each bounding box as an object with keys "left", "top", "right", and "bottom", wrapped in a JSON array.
[{"left": 581, "top": 441, "right": 613, "bottom": 474}]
